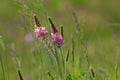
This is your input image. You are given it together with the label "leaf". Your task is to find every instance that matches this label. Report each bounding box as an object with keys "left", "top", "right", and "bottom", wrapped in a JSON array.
[{"left": 66, "top": 74, "right": 78, "bottom": 80}]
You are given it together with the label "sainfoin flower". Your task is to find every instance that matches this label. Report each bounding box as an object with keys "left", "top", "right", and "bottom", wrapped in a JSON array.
[
  {"left": 48, "top": 18, "right": 64, "bottom": 46},
  {"left": 35, "top": 27, "right": 48, "bottom": 37},
  {"left": 34, "top": 16, "right": 48, "bottom": 37},
  {"left": 51, "top": 32, "right": 64, "bottom": 45}
]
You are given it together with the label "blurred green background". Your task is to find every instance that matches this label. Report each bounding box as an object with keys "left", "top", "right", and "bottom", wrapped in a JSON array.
[{"left": 0, "top": 0, "right": 120, "bottom": 80}]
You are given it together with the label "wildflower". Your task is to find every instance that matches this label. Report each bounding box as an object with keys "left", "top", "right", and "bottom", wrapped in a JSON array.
[
  {"left": 34, "top": 16, "right": 48, "bottom": 37},
  {"left": 48, "top": 18, "right": 64, "bottom": 46},
  {"left": 51, "top": 32, "right": 64, "bottom": 45},
  {"left": 34, "top": 27, "right": 48, "bottom": 37}
]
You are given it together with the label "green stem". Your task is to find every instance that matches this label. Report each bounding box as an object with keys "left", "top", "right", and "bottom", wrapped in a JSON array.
[
  {"left": 54, "top": 46, "right": 62, "bottom": 80},
  {"left": 115, "top": 62, "right": 118, "bottom": 80},
  {"left": 5, "top": 50, "right": 9, "bottom": 80},
  {"left": 43, "top": 38, "right": 56, "bottom": 57},
  {"left": 0, "top": 52, "right": 5, "bottom": 80},
  {"left": 38, "top": 49, "right": 45, "bottom": 80},
  {"left": 59, "top": 47, "right": 65, "bottom": 79}
]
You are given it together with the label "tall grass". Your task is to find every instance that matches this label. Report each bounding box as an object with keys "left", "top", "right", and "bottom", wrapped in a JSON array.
[{"left": 0, "top": 0, "right": 119, "bottom": 80}]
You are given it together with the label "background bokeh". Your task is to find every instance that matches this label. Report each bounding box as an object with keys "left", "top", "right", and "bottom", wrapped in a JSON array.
[{"left": 0, "top": 0, "right": 120, "bottom": 80}]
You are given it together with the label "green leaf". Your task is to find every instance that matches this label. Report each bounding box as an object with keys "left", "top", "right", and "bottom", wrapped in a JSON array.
[{"left": 66, "top": 74, "right": 78, "bottom": 80}]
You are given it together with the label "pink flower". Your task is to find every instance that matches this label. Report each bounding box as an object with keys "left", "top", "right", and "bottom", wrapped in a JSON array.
[
  {"left": 34, "top": 16, "right": 48, "bottom": 38},
  {"left": 35, "top": 27, "right": 48, "bottom": 37},
  {"left": 48, "top": 18, "right": 64, "bottom": 46},
  {"left": 51, "top": 32, "right": 64, "bottom": 45}
]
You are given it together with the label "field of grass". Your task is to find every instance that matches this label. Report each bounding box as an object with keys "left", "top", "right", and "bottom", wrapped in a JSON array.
[{"left": 0, "top": 0, "right": 120, "bottom": 80}]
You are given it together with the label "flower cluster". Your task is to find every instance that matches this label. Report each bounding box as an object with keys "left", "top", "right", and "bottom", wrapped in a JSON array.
[
  {"left": 35, "top": 27, "right": 48, "bottom": 37},
  {"left": 34, "top": 16, "right": 64, "bottom": 46},
  {"left": 34, "top": 16, "right": 48, "bottom": 37},
  {"left": 51, "top": 32, "right": 64, "bottom": 45},
  {"left": 48, "top": 18, "right": 64, "bottom": 46}
]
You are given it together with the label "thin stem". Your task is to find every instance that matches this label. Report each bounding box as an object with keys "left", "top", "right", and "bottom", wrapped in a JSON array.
[
  {"left": 5, "top": 50, "right": 9, "bottom": 80},
  {"left": 71, "top": 37, "right": 75, "bottom": 65},
  {"left": 83, "top": 48, "right": 89, "bottom": 70},
  {"left": 79, "top": 39, "right": 89, "bottom": 70},
  {"left": 43, "top": 38, "right": 56, "bottom": 57},
  {"left": 41, "top": 38, "right": 57, "bottom": 79},
  {"left": 54, "top": 46, "right": 62, "bottom": 80},
  {"left": 0, "top": 52, "right": 5, "bottom": 80},
  {"left": 72, "top": 10, "right": 80, "bottom": 34},
  {"left": 37, "top": 47, "right": 45, "bottom": 80},
  {"left": 59, "top": 47, "right": 65, "bottom": 79},
  {"left": 115, "top": 64, "right": 118, "bottom": 80},
  {"left": 115, "top": 48, "right": 118, "bottom": 80}
]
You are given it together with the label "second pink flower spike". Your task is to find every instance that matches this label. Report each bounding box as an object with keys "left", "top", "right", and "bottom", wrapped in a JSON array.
[{"left": 48, "top": 18, "right": 64, "bottom": 47}]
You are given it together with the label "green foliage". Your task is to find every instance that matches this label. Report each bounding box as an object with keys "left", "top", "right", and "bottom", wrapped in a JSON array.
[
  {"left": 0, "top": 0, "right": 120, "bottom": 80},
  {"left": 66, "top": 74, "right": 78, "bottom": 80}
]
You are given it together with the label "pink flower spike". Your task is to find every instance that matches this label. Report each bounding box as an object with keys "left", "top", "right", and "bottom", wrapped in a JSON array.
[
  {"left": 51, "top": 32, "right": 64, "bottom": 46},
  {"left": 34, "top": 16, "right": 48, "bottom": 38},
  {"left": 48, "top": 17, "right": 64, "bottom": 46},
  {"left": 35, "top": 27, "right": 48, "bottom": 38}
]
